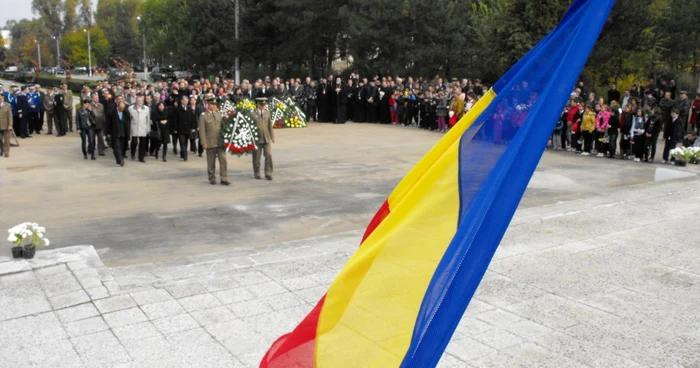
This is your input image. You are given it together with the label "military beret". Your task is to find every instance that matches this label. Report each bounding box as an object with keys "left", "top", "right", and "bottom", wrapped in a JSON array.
[
  {"left": 680, "top": 90, "right": 688, "bottom": 95},
  {"left": 206, "top": 97, "right": 217, "bottom": 104}
]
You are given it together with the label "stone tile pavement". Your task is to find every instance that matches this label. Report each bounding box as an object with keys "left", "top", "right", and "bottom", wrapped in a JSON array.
[{"left": 2, "top": 175, "right": 700, "bottom": 367}]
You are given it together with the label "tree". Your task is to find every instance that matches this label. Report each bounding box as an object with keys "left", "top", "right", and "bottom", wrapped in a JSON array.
[
  {"left": 7, "top": 18, "right": 52, "bottom": 68},
  {"left": 60, "top": 26, "right": 110, "bottom": 66},
  {"left": 96, "top": 0, "right": 141, "bottom": 64}
]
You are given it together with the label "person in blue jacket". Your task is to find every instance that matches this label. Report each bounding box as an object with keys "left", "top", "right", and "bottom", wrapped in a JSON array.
[{"left": 28, "top": 85, "right": 42, "bottom": 134}]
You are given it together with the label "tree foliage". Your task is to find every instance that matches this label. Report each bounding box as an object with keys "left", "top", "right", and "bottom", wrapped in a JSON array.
[
  {"left": 4, "top": 0, "right": 699, "bottom": 89},
  {"left": 60, "top": 26, "right": 110, "bottom": 66},
  {"left": 96, "top": 0, "right": 141, "bottom": 62}
]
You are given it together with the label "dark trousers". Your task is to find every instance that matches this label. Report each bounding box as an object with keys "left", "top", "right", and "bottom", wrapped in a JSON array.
[
  {"left": 594, "top": 131, "right": 603, "bottom": 152},
  {"left": 30, "top": 112, "right": 41, "bottom": 133},
  {"left": 171, "top": 134, "right": 179, "bottom": 152},
  {"left": 19, "top": 117, "right": 29, "bottom": 138},
  {"left": 305, "top": 104, "right": 316, "bottom": 122},
  {"left": 650, "top": 132, "right": 660, "bottom": 160},
  {"left": 55, "top": 110, "right": 67, "bottom": 135},
  {"left": 190, "top": 137, "right": 202, "bottom": 154},
  {"left": 179, "top": 134, "right": 190, "bottom": 159},
  {"left": 13, "top": 116, "right": 20, "bottom": 135},
  {"left": 80, "top": 127, "right": 95, "bottom": 155},
  {"left": 633, "top": 135, "right": 646, "bottom": 159},
  {"left": 39, "top": 111, "right": 44, "bottom": 132},
  {"left": 662, "top": 137, "right": 677, "bottom": 162},
  {"left": 582, "top": 131, "right": 593, "bottom": 153},
  {"left": 130, "top": 136, "right": 147, "bottom": 161},
  {"left": 112, "top": 137, "right": 127, "bottom": 164},
  {"left": 150, "top": 137, "right": 160, "bottom": 155},
  {"left": 607, "top": 131, "right": 618, "bottom": 157}
]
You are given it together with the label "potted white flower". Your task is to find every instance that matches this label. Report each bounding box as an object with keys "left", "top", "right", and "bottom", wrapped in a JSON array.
[
  {"left": 670, "top": 147, "right": 694, "bottom": 166},
  {"left": 7, "top": 223, "right": 50, "bottom": 259}
]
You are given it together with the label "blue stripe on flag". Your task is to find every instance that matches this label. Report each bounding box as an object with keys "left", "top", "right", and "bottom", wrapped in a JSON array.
[{"left": 399, "top": 0, "right": 616, "bottom": 367}]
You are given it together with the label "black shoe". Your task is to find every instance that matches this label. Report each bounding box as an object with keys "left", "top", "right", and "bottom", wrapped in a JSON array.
[
  {"left": 91, "top": 154, "right": 96, "bottom": 160},
  {"left": 47, "top": 131, "right": 52, "bottom": 135},
  {"left": 139, "top": 158, "right": 145, "bottom": 163},
  {"left": 254, "top": 175, "right": 261, "bottom": 180},
  {"left": 198, "top": 153, "right": 202, "bottom": 157},
  {"left": 173, "top": 148, "right": 178, "bottom": 154},
  {"left": 210, "top": 181, "right": 216, "bottom": 185},
  {"left": 265, "top": 175, "right": 272, "bottom": 181},
  {"left": 155, "top": 152, "right": 159, "bottom": 160},
  {"left": 131, "top": 154, "right": 135, "bottom": 161},
  {"left": 162, "top": 157, "right": 167, "bottom": 162},
  {"left": 99, "top": 153, "right": 105, "bottom": 156},
  {"left": 221, "top": 181, "right": 230, "bottom": 186},
  {"left": 183, "top": 157, "right": 187, "bottom": 161},
  {"left": 84, "top": 154, "right": 88, "bottom": 160}
]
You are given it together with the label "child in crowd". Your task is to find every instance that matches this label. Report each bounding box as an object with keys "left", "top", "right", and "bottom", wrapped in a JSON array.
[
  {"left": 581, "top": 105, "right": 596, "bottom": 155},
  {"left": 619, "top": 104, "right": 633, "bottom": 159},
  {"left": 631, "top": 107, "right": 647, "bottom": 162},
  {"left": 553, "top": 108, "right": 566, "bottom": 150},
  {"left": 436, "top": 92, "right": 448, "bottom": 133},
  {"left": 596, "top": 104, "right": 610, "bottom": 157}
]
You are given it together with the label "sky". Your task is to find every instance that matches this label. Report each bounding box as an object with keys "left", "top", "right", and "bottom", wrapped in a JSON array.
[{"left": 2, "top": 0, "right": 36, "bottom": 28}]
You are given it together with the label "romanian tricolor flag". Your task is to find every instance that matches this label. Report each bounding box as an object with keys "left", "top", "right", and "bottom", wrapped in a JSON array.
[{"left": 261, "top": 1, "right": 614, "bottom": 367}]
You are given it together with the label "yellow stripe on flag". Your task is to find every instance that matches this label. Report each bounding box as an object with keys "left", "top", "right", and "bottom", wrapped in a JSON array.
[{"left": 315, "top": 90, "right": 496, "bottom": 367}]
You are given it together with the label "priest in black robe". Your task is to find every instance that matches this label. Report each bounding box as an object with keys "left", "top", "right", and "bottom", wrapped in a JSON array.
[
  {"left": 346, "top": 79, "right": 356, "bottom": 122},
  {"left": 366, "top": 81, "right": 379, "bottom": 123},
  {"left": 379, "top": 82, "right": 392, "bottom": 124},
  {"left": 317, "top": 78, "right": 330, "bottom": 122},
  {"left": 335, "top": 78, "right": 348, "bottom": 124},
  {"left": 355, "top": 80, "right": 367, "bottom": 122}
]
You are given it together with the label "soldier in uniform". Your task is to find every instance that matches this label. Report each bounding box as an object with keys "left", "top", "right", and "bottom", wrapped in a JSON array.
[
  {"left": 61, "top": 83, "right": 75, "bottom": 132},
  {"left": 43, "top": 87, "right": 56, "bottom": 135},
  {"left": 252, "top": 97, "right": 274, "bottom": 180},
  {"left": 0, "top": 94, "right": 12, "bottom": 157},
  {"left": 199, "top": 97, "right": 229, "bottom": 186}
]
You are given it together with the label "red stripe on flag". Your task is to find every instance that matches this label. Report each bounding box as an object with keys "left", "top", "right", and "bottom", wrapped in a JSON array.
[
  {"left": 259, "top": 200, "right": 391, "bottom": 368},
  {"left": 361, "top": 200, "right": 390, "bottom": 243}
]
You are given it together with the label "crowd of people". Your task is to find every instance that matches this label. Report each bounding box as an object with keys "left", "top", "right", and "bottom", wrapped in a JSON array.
[
  {"left": 553, "top": 80, "right": 700, "bottom": 164},
  {"left": 1, "top": 73, "right": 698, "bottom": 176}
]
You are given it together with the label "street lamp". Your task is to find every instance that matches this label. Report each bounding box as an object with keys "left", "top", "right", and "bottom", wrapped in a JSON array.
[
  {"left": 83, "top": 28, "right": 92, "bottom": 76},
  {"left": 35, "top": 40, "right": 41, "bottom": 72},
  {"left": 51, "top": 36, "right": 60, "bottom": 68},
  {"left": 136, "top": 16, "right": 148, "bottom": 80}
]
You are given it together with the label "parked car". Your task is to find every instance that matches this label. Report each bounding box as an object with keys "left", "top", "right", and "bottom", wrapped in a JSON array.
[
  {"left": 55, "top": 68, "right": 65, "bottom": 75},
  {"left": 73, "top": 67, "right": 88, "bottom": 74},
  {"left": 151, "top": 67, "right": 176, "bottom": 82},
  {"left": 108, "top": 67, "right": 128, "bottom": 81},
  {"left": 5, "top": 66, "right": 18, "bottom": 72}
]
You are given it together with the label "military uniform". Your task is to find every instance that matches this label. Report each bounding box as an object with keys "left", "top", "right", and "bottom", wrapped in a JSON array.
[
  {"left": 43, "top": 89, "right": 55, "bottom": 134},
  {"left": 198, "top": 100, "right": 228, "bottom": 185},
  {"left": 0, "top": 96, "right": 12, "bottom": 157},
  {"left": 62, "top": 86, "right": 74, "bottom": 132},
  {"left": 252, "top": 101, "right": 274, "bottom": 180}
]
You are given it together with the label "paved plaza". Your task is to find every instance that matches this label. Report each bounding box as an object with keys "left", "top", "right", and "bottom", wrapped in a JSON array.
[{"left": 1, "top": 121, "right": 700, "bottom": 367}]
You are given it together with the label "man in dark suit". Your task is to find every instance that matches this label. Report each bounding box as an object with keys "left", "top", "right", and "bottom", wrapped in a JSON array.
[
  {"left": 53, "top": 89, "right": 67, "bottom": 136},
  {"left": 175, "top": 95, "right": 195, "bottom": 161},
  {"left": 105, "top": 101, "right": 130, "bottom": 166}
]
